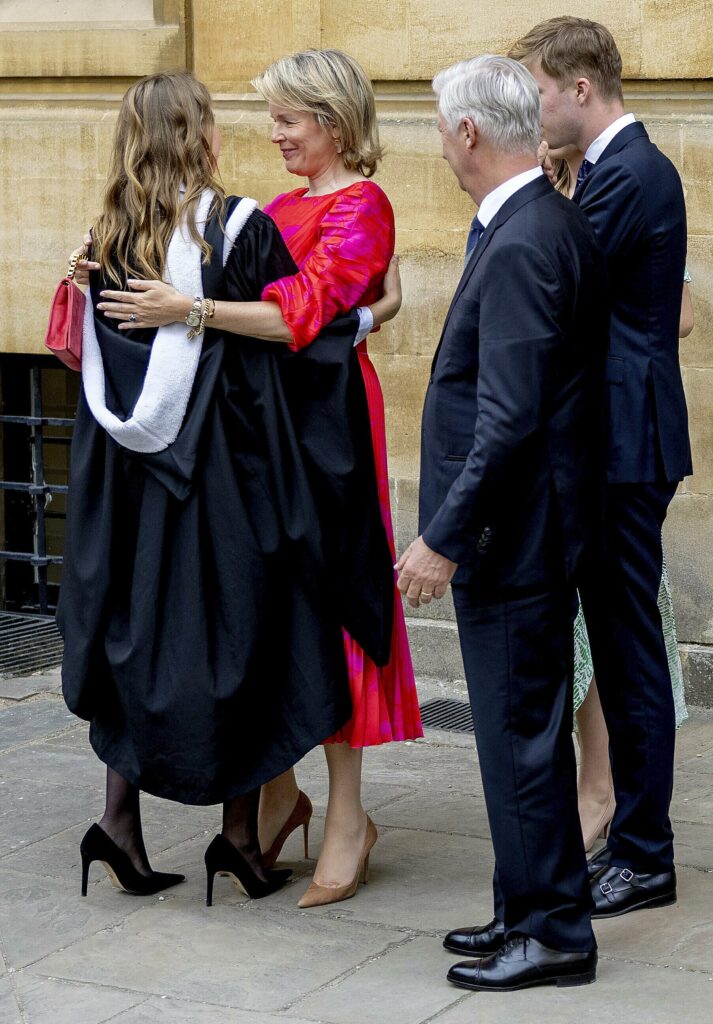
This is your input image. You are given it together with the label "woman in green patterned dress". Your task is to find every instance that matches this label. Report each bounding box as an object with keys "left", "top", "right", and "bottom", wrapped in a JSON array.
[{"left": 547, "top": 143, "right": 692, "bottom": 850}]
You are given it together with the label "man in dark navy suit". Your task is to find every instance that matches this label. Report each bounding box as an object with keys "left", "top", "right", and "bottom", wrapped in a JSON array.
[
  {"left": 514, "top": 17, "right": 691, "bottom": 920},
  {"left": 396, "top": 55, "right": 608, "bottom": 991}
]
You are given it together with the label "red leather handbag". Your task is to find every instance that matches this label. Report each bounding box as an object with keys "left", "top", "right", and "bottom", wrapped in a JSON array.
[{"left": 44, "top": 247, "right": 87, "bottom": 371}]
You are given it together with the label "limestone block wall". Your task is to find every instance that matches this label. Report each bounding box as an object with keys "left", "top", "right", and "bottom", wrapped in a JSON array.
[{"left": 1, "top": 1, "right": 712, "bottom": 693}]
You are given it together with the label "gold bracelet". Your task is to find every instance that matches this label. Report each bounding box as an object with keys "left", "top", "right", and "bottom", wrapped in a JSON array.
[
  {"left": 190, "top": 299, "right": 210, "bottom": 342},
  {"left": 205, "top": 297, "right": 216, "bottom": 319},
  {"left": 197, "top": 301, "right": 210, "bottom": 336},
  {"left": 188, "top": 298, "right": 212, "bottom": 340}
]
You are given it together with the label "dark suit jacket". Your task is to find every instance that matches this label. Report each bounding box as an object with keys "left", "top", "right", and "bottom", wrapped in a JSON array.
[
  {"left": 574, "top": 121, "right": 691, "bottom": 484},
  {"left": 419, "top": 175, "right": 608, "bottom": 592}
]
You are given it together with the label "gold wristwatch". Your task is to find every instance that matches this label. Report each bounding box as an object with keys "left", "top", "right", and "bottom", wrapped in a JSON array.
[{"left": 185, "top": 296, "right": 203, "bottom": 329}]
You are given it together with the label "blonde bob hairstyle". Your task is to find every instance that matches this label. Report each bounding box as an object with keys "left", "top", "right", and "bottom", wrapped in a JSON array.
[
  {"left": 92, "top": 71, "right": 225, "bottom": 287},
  {"left": 252, "top": 49, "right": 384, "bottom": 178}
]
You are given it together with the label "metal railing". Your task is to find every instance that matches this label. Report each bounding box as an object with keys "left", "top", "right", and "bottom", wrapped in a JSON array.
[
  {"left": 0, "top": 612, "right": 64, "bottom": 675},
  {"left": 0, "top": 356, "right": 77, "bottom": 616}
]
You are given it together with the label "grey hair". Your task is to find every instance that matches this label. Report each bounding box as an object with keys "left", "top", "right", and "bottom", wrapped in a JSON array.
[{"left": 433, "top": 55, "right": 541, "bottom": 155}]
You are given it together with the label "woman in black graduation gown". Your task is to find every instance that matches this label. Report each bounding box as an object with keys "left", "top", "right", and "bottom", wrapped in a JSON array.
[{"left": 58, "top": 71, "right": 393, "bottom": 903}]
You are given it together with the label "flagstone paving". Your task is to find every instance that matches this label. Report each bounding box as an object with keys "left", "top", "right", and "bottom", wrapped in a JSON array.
[{"left": 1, "top": 671, "right": 711, "bottom": 1023}]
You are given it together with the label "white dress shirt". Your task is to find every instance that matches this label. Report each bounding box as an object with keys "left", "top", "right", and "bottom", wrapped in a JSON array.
[
  {"left": 584, "top": 113, "right": 636, "bottom": 165},
  {"left": 476, "top": 165, "right": 544, "bottom": 228}
]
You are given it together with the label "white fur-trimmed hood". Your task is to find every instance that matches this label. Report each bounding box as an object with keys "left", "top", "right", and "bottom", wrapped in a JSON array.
[{"left": 81, "top": 191, "right": 257, "bottom": 453}]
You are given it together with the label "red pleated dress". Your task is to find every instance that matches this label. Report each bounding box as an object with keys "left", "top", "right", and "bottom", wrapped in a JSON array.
[{"left": 263, "top": 179, "right": 423, "bottom": 746}]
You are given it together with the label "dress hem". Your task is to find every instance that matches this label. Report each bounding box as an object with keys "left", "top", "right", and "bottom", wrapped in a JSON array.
[{"left": 88, "top": 715, "right": 352, "bottom": 806}]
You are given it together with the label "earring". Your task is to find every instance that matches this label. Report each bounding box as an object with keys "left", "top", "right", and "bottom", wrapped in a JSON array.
[{"left": 335, "top": 142, "right": 342, "bottom": 153}]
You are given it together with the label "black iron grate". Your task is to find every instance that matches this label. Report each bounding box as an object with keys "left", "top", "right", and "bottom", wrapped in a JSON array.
[
  {"left": 419, "top": 698, "right": 474, "bottom": 733},
  {"left": 0, "top": 612, "right": 63, "bottom": 677},
  {"left": 0, "top": 354, "right": 78, "bottom": 615}
]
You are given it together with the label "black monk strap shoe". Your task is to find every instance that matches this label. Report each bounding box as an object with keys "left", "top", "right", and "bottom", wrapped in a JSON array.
[
  {"left": 443, "top": 917, "right": 506, "bottom": 956},
  {"left": 591, "top": 865, "right": 677, "bottom": 919},
  {"left": 447, "top": 936, "right": 597, "bottom": 992},
  {"left": 587, "top": 844, "right": 611, "bottom": 880}
]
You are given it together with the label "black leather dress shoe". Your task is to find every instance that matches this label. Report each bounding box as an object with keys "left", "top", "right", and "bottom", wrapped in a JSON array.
[
  {"left": 443, "top": 918, "right": 505, "bottom": 956},
  {"left": 592, "top": 865, "right": 676, "bottom": 919},
  {"left": 587, "top": 845, "right": 611, "bottom": 880},
  {"left": 447, "top": 936, "right": 597, "bottom": 992}
]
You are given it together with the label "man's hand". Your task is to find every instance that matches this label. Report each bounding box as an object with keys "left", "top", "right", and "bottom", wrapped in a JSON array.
[{"left": 395, "top": 536, "right": 457, "bottom": 608}]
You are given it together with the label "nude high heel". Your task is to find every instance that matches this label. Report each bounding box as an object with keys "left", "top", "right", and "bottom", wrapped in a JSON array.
[
  {"left": 297, "top": 816, "right": 377, "bottom": 909},
  {"left": 581, "top": 790, "right": 616, "bottom": 853},
  {"left": 262, "top": 791, "right": 313, "bottom": 869}
]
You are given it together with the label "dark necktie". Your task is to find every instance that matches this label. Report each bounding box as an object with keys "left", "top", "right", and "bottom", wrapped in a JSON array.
[
  {"left": 465, "top": 216, "right": 485, "bottom": 261},
  {"left": 576, "top": 158, "right": 594, "bottom": 188}
]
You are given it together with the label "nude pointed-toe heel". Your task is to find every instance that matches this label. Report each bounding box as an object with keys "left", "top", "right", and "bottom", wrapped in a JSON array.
[
  {"left": 582, "top": 791, "right": 616, "bottom": 853},
  {"left": 298, "top": 816, "right": 377, "bottom": 909}
]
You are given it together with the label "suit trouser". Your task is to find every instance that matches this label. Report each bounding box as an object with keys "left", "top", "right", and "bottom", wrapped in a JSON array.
[
  {"left": 578, "top": 481, "right": 678, "bottom": 874},
  {"left": 452, "top": 583, "right": 595, "bottom": 953}
]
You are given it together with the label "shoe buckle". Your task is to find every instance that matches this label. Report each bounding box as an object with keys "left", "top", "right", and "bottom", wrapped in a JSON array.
[
  {"left": 620, "top": 869, "right": 634, "bottom": 883},
  {"left": 600, "top": 881, "right": 613, "bottom": 895}
]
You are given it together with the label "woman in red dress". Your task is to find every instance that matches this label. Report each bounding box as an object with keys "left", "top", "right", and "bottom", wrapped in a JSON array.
[{"left": 94, "top": 49, "right": 422, "bottom": 908}]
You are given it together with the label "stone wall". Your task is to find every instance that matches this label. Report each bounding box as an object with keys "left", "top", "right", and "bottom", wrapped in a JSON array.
[{"left": 1, "top": 1, "right": 712, "bottom": 696}]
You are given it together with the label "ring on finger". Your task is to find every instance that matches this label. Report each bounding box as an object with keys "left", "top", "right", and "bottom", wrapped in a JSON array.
[
  {"left": 421, "top": 591, "right": 433, "bottom": 597},
  {"left": 129, "top": 313, "right": 138, "bottom": 323}
]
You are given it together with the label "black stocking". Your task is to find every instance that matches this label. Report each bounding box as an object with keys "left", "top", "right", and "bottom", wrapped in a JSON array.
[
  {"left": 99, "top": 766, "right": 153, "bottom": 876},
  {"left": 222, "top": 788, "right": 271, "bottom": 883}
]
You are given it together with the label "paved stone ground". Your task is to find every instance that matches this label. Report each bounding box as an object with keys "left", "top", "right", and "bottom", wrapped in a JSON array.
[{"left": 1, "top": 670, "right": 712, "bottom": 1024}]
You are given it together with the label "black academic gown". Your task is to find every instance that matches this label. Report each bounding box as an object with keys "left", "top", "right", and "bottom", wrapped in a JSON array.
[{"left": 58, "top": 199, "right": 393, "bottom": 805}]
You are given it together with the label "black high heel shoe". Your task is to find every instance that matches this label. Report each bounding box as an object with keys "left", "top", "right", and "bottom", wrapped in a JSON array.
[
  {"left": 80, "top": 823, "right": 185, "bottom": 897},
  {"left": 205, "top": 833, "right": 292, "bottom": 906}
]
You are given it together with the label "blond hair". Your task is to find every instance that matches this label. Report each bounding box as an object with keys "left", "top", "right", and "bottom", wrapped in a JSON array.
[
  {"left": 92, "top": 71, "right": 225, "bottom": 287},
  {"left": 509, "top": 17, "right": 624, "bottom": 103},
  {"left": 252, "top": 49, "right": 384, "bottom": 178},
  {"left": 551, "top": 159, "right": 573, "bottom": 196}
]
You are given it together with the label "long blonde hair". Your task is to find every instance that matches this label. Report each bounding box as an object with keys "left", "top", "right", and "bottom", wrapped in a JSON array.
[
  {"left": 252, "top": 49, "right": 384, "bottom": 178},
  {"left": 92, "top": 71, "right": 225, "bottom": 287}
]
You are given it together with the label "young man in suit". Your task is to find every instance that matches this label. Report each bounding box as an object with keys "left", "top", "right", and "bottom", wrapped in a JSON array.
[
  {"left": 512, "top": 16, "right": 691, "bottom": 919},
  {"left": 396, "top": 55, "right": 608, "bottom": 991}
]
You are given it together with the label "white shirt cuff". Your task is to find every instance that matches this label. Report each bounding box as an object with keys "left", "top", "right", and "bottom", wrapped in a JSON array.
[{"left": 355, "top": 306, "right": 374, "bottom": 345}]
